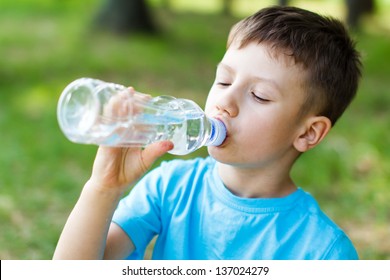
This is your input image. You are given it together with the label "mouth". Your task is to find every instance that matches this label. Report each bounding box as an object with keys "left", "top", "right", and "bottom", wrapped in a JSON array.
[
  {"left": 213, "top": 116, "right": 228, "bottom": 135},
  {"left": 212, "top": 116, "right": 229, "bottom": 146}
]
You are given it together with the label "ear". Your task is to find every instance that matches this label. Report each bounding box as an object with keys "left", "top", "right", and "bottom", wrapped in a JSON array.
[{"left": 293, "top": 116, "right": 332, "bottom": 152}]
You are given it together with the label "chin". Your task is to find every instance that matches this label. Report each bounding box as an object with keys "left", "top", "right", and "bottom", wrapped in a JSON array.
[
  {"left": 207, "top": 146, "right": 223, "bottom": 160},
  {"left": 208, "top": 145, "right": 263, "bottom": 168},
  {"left": 207, "top": 145, "right": 234, "bottom": 164}
]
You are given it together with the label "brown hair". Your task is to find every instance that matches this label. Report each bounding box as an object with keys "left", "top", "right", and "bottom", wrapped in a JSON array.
[{"left": 228, "top": 6, "right": 362, "bottom": 125}]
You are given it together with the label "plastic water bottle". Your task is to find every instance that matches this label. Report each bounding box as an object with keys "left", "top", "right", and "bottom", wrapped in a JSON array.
[{"left": 57, "top": 78, "right": 226, "bottom": 155}]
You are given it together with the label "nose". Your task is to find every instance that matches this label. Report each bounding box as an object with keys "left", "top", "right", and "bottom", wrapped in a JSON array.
[{"left": 215, "top": 89, "right": 239, "bottom": 118}]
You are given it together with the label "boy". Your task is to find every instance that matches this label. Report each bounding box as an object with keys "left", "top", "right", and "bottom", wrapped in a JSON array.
[{"left": 53, "top": 6, "right": 362, "bottom": 260}]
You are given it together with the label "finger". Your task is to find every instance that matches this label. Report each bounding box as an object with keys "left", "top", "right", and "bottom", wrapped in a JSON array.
[{"left": 140, "top": 141, "right": 174, "bottom": 171}]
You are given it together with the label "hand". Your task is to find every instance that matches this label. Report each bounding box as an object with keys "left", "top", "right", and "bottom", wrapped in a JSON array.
[
  {"left": 88, "top": 141, "right": 173, "bottom": 193},
  {"left": 87, "top": 87, "right": 173, "bottom": 192}
]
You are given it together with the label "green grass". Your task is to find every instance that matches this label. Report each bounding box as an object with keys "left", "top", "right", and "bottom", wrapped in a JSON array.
[{"left": 0, "top": 0, "right": 389, "bottom": 259}]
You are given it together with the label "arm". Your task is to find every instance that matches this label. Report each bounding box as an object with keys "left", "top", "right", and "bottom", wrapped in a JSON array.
[{"left": 53, "top": 141, "right": 173, "bottom": 259}]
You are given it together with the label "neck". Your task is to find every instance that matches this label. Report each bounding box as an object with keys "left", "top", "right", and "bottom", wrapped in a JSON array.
[{"left": 216, "top": 163, "right": 297, "bottom": 198}]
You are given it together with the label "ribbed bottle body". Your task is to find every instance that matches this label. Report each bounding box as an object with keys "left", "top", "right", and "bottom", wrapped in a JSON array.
[{"left": 57, "top": 78, "right": 226, "bottom": 155}]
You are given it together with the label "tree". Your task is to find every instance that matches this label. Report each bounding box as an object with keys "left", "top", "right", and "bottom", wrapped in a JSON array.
[
  {"left": 346, "top": 0, "right": 375, "bottom": 29},
  {"left": 95, "top": 0, "right": 156, "bottom": 34},
  {"left": 222, "top": 0, "right": 233, "bottom": 15},
  {"left": 278, "top": 0, "right": 289, "bottom": 5}
]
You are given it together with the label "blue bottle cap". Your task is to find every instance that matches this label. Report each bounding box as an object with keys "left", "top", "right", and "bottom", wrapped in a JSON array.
[{"left": 208, "top": 118, "right": 227, "bottom": 146}]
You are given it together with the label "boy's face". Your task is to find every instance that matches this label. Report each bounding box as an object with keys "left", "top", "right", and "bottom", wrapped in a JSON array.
[{"left": 205, "top": 42, "right": 308, "bottom": 168}]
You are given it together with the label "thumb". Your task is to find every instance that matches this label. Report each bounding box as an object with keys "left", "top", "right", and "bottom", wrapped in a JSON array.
[{"left": 140, "top": 141, "right": 174, "bottom": 170}]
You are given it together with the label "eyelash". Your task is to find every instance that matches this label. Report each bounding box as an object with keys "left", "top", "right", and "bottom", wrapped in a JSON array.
[
  {"left": 251, "top": 92, "right": 270, "bottom": 103},
  {"left": 216, "top": 81, "right": 270, "bottom": 103},
  {"left": 217, "top": 82, "right": 231, "bottom": 87}
]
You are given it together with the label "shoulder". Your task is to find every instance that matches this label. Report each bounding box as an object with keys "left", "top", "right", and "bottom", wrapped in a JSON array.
[
  {"left": 300, "top": 191, "right": 345, "bottom": 235},
  {"left": 155, "top": 156, "right": 215, "bottom": 182},
  {"left": 296, "top": 190, "right": 358, "bottom": 259},
  {"left": 159, "top": 156, "right": 214, "bottom": 172},
  {"left": 141, "top": 156, "right": 215, "bottom": 196}
]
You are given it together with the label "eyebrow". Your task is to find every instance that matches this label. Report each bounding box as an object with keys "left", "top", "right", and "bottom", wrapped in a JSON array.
[
  {"left": 217, "top": 62, "right": 282, "bottom": 95},
  {"left": 216, "top": 62, "right": 234, "bottom": 74}
]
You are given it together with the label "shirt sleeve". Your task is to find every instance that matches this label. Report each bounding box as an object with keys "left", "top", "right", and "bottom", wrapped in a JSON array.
[
  {"left": 323, "top": 233, "right": 359, "bottom": 260},
  {"left": 112, "top": 166, "right": 164, "bottom": 259}
]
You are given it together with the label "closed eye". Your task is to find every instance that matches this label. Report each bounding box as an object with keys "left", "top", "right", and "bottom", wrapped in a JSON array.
[
  {"left": 217, "top": 82, "right": 231, "bottom": 87},
  {"left": 251, "top": 92, "right": 270, "bottom": 103}
]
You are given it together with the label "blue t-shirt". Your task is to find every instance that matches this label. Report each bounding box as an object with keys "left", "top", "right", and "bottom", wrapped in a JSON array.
[{"left": 112, "top": 157, "right": 358, "bottom": 260}]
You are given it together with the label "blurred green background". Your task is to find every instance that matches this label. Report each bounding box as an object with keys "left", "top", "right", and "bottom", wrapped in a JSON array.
[{"left": 0, "top": 0, "right": 389, "bottom": 259}]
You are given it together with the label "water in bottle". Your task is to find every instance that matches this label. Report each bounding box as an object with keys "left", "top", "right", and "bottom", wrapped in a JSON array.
[{"left": 57, "top": 78, "right": 226, "bottom": 155}]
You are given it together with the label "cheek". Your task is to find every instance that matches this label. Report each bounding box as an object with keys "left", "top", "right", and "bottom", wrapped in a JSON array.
[{"left": 240, "top": 111, "right": 294, "bottom": 144}]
